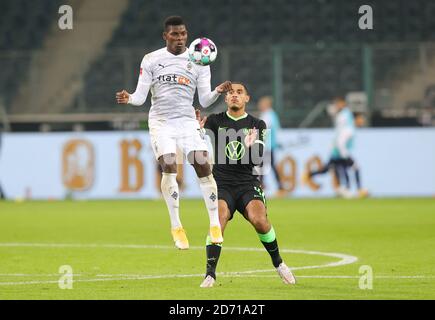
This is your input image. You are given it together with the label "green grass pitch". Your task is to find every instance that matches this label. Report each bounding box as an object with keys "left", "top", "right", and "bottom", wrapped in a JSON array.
[{"left": 0, "top": 198, "right": 434, "bottom": 300}]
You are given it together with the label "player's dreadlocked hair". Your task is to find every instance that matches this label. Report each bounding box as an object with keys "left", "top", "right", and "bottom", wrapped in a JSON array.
[{"left": 163, "top": 16, "right": 186, "bottom": 31}]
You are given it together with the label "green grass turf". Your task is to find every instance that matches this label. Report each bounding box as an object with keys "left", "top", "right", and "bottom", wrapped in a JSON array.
[{"left": 0, "top": 198, "right": 434, "bottom": 300}]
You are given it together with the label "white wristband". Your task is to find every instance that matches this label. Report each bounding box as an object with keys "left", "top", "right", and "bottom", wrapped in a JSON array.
[{"left": 254, "top": 140, "right": 265, "bottom": 146}]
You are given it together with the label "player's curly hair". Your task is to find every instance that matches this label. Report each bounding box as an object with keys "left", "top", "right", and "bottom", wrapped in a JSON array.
[{"left": 163, "top": 16, "right": 186, "bottom": 30}]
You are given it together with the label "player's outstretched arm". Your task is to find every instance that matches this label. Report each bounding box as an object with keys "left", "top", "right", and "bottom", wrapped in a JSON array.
[
  {"left": 198, "top": 80, "right": 232, "bottom": 108},
  {"left": 116, "top": 90, "right": 130, "bottom": 104},
  {"left": 116, "top": 55, "right": 151, "bottom": 106}
]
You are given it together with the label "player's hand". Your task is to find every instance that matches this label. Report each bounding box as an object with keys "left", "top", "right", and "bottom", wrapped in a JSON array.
[
  {"left": 244, "top": 127, "right": 258, "bottom": 147},
  {"left": 215, "top": 81, "right": 232, "bottom": 94},
  {"left": 116, "top": 90, "right": 130, "bottom": 104},
  {"left": 195, "top": 109, "right": 207, "bottom": 128}
]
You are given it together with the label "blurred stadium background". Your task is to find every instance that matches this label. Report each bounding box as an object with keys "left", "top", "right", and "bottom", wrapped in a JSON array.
[
  {"left": 1, "top": 0, "right": 435, "bottom": 301},
  {"left": 0, "top": 0, "right": 434, "bottom": 199}
]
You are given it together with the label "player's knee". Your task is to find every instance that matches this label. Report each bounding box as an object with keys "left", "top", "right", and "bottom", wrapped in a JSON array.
[
  {"left": 159, "top": 154, "right": 177, "bottom": 173},
  {"left": 249, "top": 214, "right": 269, "bottom": 232},
  {"left": 193, "top": 162, "right": 211, "bottom": 178},
  {"left": 187, "top": 150, "right": 208, "bottom": 165}
]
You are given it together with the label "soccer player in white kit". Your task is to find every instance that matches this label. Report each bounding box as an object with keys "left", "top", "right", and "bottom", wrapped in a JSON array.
[{"left": 116, "top": 16, "right": 231, "bottom": 249}]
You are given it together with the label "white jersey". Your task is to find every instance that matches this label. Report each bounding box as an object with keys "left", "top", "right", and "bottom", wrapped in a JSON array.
[
  {"left": 332, "top": 107, "right": 355, "bottom": 158},
  {"left": 128, "top": 47, "right": 220, "bottom": 122}
]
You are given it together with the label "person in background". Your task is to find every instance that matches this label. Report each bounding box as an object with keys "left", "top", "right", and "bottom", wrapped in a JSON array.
[{"left": 302, "top": 97, "right": 368, "bottom": 198}]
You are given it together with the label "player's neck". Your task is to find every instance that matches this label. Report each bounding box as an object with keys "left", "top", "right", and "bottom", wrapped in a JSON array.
[
  {"left": 166, "top": 46, "right": 187, "bottom": 55},
  {"left": 227, "top": 109, "right": 247, "bottom": 120}
]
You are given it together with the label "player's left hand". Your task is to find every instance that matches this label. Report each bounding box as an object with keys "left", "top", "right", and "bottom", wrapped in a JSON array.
[
  {"left": 244, "top": 127, "right": 258, "bottom": 147},
  {"left": 216, "top": 81, "right": 232, "bottom": 94},
  {"left": 195, "top": 109, "right": 207, "bottom": 128},
  {"left": 116, "top": 90, "right": 130, "bottom": 104}
]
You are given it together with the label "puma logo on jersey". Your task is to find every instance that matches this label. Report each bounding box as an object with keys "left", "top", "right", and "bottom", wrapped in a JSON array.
[
  {"left": 158, "top": 63, "right": 165, "bottom": 69},
  {"left": 157, "top": 74, "right": 190, "bottom": 85}
]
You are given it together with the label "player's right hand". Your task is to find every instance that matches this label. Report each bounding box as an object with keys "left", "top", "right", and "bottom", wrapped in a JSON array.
[
  {"left": 195, "top": 109, "right": 207, "bottom": 128},
  {"left": 216, "top": 81, "right": 232, "bottom": 94},
  {"left": 116, "top": 90, "right": 130, "bottom": 104}
]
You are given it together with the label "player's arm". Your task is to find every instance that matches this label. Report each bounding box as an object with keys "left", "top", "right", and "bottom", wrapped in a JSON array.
[
  {"left": 116, "top": 56, "right": 151, "bottom": 106},
  {"left": 246, "top": 120, "right": 267, "bottom": 166},
  {"left": 197, "top": 66, "right": 232, "bottom": 108}
]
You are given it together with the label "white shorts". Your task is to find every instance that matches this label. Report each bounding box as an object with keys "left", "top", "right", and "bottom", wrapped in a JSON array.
[{"left": 149, "top": 117, "right": 209, "bottom": 161}]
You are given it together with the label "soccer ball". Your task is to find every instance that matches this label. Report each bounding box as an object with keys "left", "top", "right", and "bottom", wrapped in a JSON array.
[{"left": 188, "top": 37, "right": 218, "bottom": 66}]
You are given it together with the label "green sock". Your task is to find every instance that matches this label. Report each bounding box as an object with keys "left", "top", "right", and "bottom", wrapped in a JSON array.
[{"left": 258, "top": 227, "right": 283, "bottom": 268}]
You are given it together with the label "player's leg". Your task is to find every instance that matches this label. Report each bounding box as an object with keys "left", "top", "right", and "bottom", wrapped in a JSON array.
[
  {"left": 200, "top": 197, "right": 233, "bottom": 288},
  {"left": 302, "top": 158, "right": 332, "bottom": 186},
  {"left": 190, "top": 152, "right": 223, "bottom": 243},
  {"left": 311, "top": 159, "right": 332, "bottom": 177},
  {"left": 158, "top": 153, "right": 189, "bottom": 249},
  {"left": 341, "top": 162, "right": 350, "bottom": 189},
  {"left": 334, "top": 159, "right": 353, "bottom": 198},
  {"left": 184, "top": 127, "right": 223, "bottom": 244},
  {"left": 150, "top": 122, "right": 188, "bottom": 249},
  {"left": 239, "top": 186, "right": 296, "bottom": 284},
  {"left": 351, "top": 161, "right": 369, "bottom": 198}
]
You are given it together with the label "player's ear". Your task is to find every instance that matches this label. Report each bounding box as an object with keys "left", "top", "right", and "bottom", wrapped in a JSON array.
[
  {"left": 162, "top": 32, "right": 167, "bottom": 41},
  {"left": 245, "top": 95, "right": 250, "bottom": 103}
]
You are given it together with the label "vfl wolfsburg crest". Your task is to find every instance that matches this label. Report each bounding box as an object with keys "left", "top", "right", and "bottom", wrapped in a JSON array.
[{"left": 225, "top": 141, "right": 245, "bottom": 160}]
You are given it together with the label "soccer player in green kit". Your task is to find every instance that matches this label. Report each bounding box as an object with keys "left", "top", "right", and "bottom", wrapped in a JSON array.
[{"left": 196, "top": 83, "right": 296, "bottom": 287}]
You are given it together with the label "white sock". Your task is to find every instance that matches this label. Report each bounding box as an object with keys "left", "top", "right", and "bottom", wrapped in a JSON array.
[
  {"left": 198, "top": 174, "right": 220, "bottom": 227},
  {"left": 161, "top": 173, "right": 182, "bottom": 229}
]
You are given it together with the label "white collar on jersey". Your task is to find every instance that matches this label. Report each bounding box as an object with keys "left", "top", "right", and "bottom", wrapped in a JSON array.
[
  {"left": 226, "top": 111, "right": 248, "bottom": 121},
  {"left": 165, "top": 47, "right": 188, "bottom": 57}
]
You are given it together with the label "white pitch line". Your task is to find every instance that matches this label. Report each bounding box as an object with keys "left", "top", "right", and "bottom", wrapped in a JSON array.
[
  {"left": 0, "top": 274, "right": 434, "bottom": 286},
  {"left": 0, "top": 242, "right": 358, "bottom": 272},
  {"left": 0, "top": 273, "right": 432, "bottom": 280},
  {"left": 0, "top": 242, "right": 359, "bottom": 286},
  {"left": 225, "top": 275, "right": 435, "bottom": 279}
]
